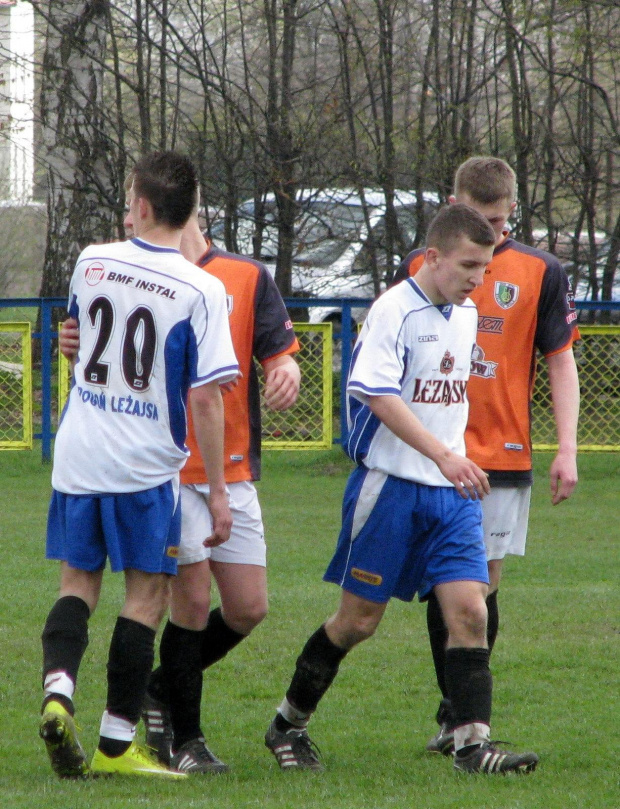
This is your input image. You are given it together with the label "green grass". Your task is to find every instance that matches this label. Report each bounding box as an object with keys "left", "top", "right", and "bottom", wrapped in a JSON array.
[{"left": 0, "top": 448, "right": 618, "bottom": 808}]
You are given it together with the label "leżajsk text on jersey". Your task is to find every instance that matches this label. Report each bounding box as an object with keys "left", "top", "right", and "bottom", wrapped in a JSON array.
[
  {"left": 52, "top": 238, "right": 239, "bottom": 495},
  {"left": 345, "top": 278, "right": 478, "bottom": 487}
]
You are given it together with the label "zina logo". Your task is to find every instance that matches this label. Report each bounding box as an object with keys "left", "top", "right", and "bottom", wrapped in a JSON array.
[{"left": 85, "top": 263, "right": 105, "bottom": 286}]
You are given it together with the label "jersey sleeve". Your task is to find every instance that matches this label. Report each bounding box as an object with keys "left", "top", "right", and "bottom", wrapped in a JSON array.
[
  {"left": 190, "top": 275, "right": 239, "bottom": 387},
  {"left": 252, "top": 265, "right": 300, "bottom": 363},
  {"left": 535, "top": 258, "right": 579, "bottom": 357},
  {"left": 347, "top": 296, "right": 405, "bottom": 402}
]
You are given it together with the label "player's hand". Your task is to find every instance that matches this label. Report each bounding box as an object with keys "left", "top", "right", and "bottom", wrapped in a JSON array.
[
  {"left": 263, "top": 362, "right": 301, "bottom": 411},
  {"left": 58, "top": 318, "right": 79, "bottom": 360},
  {"left": 203, "top": 489, "right": 233, "bottom": 547},
  {"left": 437, "top": 454, "right": 490, "bottom": 500},
  {"left": 549, "top": 450, "right": 578, "bottom": 505}
]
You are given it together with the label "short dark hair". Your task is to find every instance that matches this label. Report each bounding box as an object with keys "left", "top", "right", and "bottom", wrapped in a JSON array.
[
  {"left": 454, "top": 156, "right": 516, "bottom": 205},
  {"left": 132, "top": 151, "right": 198, "bottom": 229},
  {"left": 426, "top": 203, "right": 496, "bottom": 253}
]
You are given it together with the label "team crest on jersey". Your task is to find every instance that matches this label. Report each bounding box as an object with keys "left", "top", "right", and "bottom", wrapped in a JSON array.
[
  {"left": 439, "top": 350, "right": 455, "bottom": 375},
  {"left": 226, "top": 294, "right": 234, "bottom": 314},
  {"left": 85, "top": 262, "right": 105, "bottom": 286},
  {"left": 494, "top": 281, "right": 519, "bottom": 309},
  {"left": 470, "top": 344, "right": 498, "bottom": 378}
]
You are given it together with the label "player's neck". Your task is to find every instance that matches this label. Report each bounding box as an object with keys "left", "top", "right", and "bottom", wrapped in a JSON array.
[
  {"left": 179, "top": 219, "right": 209, "bottom": 264},
  {"left": 134, "top": 222, "right": 183, "bottom": 250}
]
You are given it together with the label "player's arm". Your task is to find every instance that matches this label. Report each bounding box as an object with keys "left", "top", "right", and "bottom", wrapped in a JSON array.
[
  {"left": 262, "top": 354, "right": 301, "bottom": 411},
  {"left": 545, "top": 347, "right": 579, "bottom": 505},
  {"left": 189, "top": 381, "right": 233, "bottom": 546},
  {"left": 58, "top": 317, "right": 79, "bottom": 370},
  {"left": 368, "top": 394, "right": 490, "bottom": 500}
]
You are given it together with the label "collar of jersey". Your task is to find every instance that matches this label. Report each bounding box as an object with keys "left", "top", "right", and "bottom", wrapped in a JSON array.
[
  {"left": 131, "top": 237, "right": 181, "bottom": 254},
  {"left": 407, "top": 277, "right": 453, "bottom": 319}
]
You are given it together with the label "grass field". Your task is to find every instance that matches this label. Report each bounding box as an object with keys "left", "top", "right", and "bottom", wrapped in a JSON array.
[{"left": 0, "top": 448, "right": 618, "bottom": 808}]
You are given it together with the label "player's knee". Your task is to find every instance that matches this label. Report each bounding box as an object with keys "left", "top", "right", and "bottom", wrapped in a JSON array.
[
  {"left": 445, "top": 599, "right": 487, "bottom": 646},
  {"left": 223, "top": 598, "right": 268, "bottom": 635},
  {"left": 459, "top": 600, "right": 488, "bottom": 642},
  {"left": 333, "top": 613, "right": 380, "bottom": 648},
  {"left": 170, "top": 587, "right": 211, "bottom": 629}
]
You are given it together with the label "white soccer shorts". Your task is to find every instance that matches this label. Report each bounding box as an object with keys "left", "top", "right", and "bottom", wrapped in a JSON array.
[
  {"left": 482, "top": 485, "right": 532, "bottom": 560},
  {"left": 177, "top": 480, "right": 266, "bottom": 566}
]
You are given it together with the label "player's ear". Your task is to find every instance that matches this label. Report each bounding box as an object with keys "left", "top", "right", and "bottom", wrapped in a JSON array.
[
  {"left": 425, "top": 246, "right": 439, "bottom": 267},
  {"left": 137, "top": 196, "right": 150, "bottom": 220}
]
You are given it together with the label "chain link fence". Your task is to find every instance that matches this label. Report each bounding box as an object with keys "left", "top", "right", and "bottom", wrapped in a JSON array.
[
  {"left": 532, "top": 326, "right": 620, "bottom": 450},
  {"left": 0, "top": 322, "right": 32, "bottom": 449}
]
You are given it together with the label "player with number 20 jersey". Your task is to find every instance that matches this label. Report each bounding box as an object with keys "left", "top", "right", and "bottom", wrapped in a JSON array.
[{"left": 53, "top": 238, "right": 239, "bottom": 496}]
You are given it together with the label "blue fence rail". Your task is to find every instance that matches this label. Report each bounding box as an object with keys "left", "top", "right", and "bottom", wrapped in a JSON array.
[{"left": 1, "top": 296, "right": 619, "bottom": 462}]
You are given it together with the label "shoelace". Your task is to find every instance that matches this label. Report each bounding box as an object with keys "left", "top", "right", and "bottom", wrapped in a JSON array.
[{"left": 291, "top": 732, "right": 322, "bottom": 763}]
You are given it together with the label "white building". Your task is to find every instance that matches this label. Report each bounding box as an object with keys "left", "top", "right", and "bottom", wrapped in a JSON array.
[{"left": 0, "top": 0, "right": 35, "bottom": 203}]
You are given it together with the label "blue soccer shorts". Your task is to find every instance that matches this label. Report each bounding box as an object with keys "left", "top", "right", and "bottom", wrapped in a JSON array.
[
  {"left": 323, "top": 466, "right": 488, "bottom": 604},
  {"left": 46, "top": 479, "right": 181, "bottom": 575}
]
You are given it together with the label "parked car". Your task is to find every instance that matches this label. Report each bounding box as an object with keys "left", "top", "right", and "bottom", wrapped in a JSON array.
[
  {"left": 564, "top": 241, "right": 620, "bottom": 302},
  {"left": 532, "top": 229, "right": 619, "bottom": 300},
  {"left": 210, "top": 187, "right": 439, "bottom": 331}
]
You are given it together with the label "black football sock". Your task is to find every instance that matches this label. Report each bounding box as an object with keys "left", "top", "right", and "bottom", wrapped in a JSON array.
[
  {"left": 200, "top": 607, "right": 246, "bottom": 669},
  {"left": 160, "top": 621, "right": 204, "bottom": 750},
  {"left": 445, "top": 646, "right": 492, "bottom": 742},
  {"left": 41, "top": 595, "right": 90, "bottom": 699},
  {"left": 148, "top": 608, "right": 246, "bottom": 706},
  {"left": 486, "top": 590, "right": 499, "bottom": 653},
  {"left": 426, "top": 591, "right": 449, "bottom": 699},
  {"left": 105, "top": 616, "right": 155, "bottom": 727},
  {"left": 285, "top": 625, "right": 348, "bottom": 715}
]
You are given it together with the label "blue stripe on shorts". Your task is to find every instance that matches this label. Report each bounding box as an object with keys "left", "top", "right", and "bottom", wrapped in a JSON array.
[
  {"left": 323, "top": 466, "right": 488, "bottom": 603},
  {"left": 46, "top": 480, "right": 181, "bottom": 575}
]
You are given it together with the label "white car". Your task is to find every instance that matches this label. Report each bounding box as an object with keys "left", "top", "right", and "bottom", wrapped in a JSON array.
[{"left": 210, "top": 187, "right": 439, "bottom": 331}]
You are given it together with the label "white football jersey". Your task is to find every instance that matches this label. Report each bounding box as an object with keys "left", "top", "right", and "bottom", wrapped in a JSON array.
[
  {"left": 345, "top": 278, "right": 478, "bottom": 486},
  {"left": 53, "top": 238, "right": 239, "bottom": 495}
]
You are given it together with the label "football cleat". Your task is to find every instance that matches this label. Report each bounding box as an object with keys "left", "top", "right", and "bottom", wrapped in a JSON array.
[
  {"left": 454, "top": 742, "right": 539, "bottom": 774},
  {"left": 91, "top": 740, "right": 187, "bottom": 778},
  {"left": 426, "top": 697, "right": 455, "bottom": 756},
  {"left": 265, "top": 719, "right": 323, "bottom": 771},
  {"left": 39, "top": 699, "right": 90, "bottom": 779},
  {"left": 141, "top": 691, "right": 173, "bottom": 766},
  {"left": 170, "top": 737, "right": 229, "bottom": 774},
  {"left": 426, "top": 723, "right": 455, "bottom": 756}
]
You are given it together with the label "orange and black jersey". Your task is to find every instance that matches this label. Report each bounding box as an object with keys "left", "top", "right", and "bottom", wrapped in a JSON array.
[
  {"left": 182, "top": 242, "right": 299, "bottom": 485},
  {"left": 394, "top": 237, "right": 579, "bottom": 483}
]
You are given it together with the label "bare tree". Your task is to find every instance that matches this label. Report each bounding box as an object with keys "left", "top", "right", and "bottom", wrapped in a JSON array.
[{"left": 34, "top": 0, "right": 119, "bottom": 300}]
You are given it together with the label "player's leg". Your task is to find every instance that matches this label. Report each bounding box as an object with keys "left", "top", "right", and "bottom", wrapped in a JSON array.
[
  {"left": 198, "top": 481, "right": 267, "bottom": 663},
  {"left": 40, "top": 493, "right": 105, "bottom": 778},
  {"left": 158, "top": 560, "right": 229, "bottom": 773},
  {"left": 91, "top": 484, "right": 186, "bottom": 778},
  {"left": 435, "top": 579, "right": 538, "bottom": 774},
  {"left": 265, "top": 467, "right": 408, "bottom": 770},
  {"left": 425, "top": 486, "right": 529, "bottom": 754},
  {"left": 145, "top": 481, "right": 266, "bottom": 774},
  {"left": 266, "top": 590, "right": 386, "bottom": 770}
]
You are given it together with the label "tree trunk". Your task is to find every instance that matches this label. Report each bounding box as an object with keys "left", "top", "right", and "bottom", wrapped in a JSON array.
[{"left": 37, "top": 0, "right": 118, "bottom": 302}]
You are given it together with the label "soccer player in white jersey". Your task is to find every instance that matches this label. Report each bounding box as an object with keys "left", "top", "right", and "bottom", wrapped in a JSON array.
[
  {"left": 39, "top": 152, "right": 239, "bottom": 780},
  {"left": 264, "top": 204, "right": 539, "bottom": 775}
]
